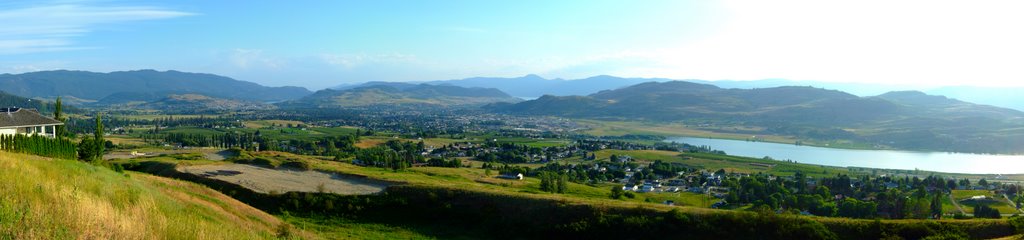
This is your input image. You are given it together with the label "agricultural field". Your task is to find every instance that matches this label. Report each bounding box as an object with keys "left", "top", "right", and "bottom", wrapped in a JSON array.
[{"left": 953, "top": 190, "right": 1020, "bottom": 215}]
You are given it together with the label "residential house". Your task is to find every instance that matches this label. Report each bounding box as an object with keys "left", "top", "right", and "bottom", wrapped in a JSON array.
[
  {"left": 0, "top": 107, "right": 63, "bottom": 138},
  {"left": 498, "top": 173, "right": 524, "bottom": 180}
]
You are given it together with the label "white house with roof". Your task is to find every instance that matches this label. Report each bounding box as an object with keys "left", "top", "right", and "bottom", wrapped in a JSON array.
[{"left": 0, "top": 107, "right": 63, "bottom": 138}]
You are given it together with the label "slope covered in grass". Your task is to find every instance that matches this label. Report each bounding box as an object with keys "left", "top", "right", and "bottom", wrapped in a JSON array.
[{"left": 0, "top": 152, "right": 294, "bottom": 239}]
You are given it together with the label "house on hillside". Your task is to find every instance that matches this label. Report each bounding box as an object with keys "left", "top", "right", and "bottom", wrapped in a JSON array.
[
  {"left": 498, "top": 173, "right": 524, "bottom": 180},
  {"left": 0, "top": 107, "right": 63, "bottom": 138}
]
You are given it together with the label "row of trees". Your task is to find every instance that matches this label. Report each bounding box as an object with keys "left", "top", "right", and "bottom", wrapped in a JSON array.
[
  {"left": 354, "top": 140, "right": 426, "bottom": 171},
  {"left": 538, "top": 171, "right": 568, "bottom": 193},
  {"left": 0, "top": 97, "right": 107, "bottom": 162},
  {"left": 0, "top": 134, "right": 77, "bottom": 159}
]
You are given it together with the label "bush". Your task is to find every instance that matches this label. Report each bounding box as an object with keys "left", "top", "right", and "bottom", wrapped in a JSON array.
[{"left": 280, "top": 161, "right": 312, "bottom": 171}]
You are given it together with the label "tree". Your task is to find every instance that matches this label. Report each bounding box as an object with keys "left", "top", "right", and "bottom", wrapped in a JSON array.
[
  {"left": 610, "top": 185, "right": 625, "bottom": 199},
  {"left": 974, "top": 205, "right": 1001, "bottom": 219},
  {"left": 53, "top": 96, "right": 66, "bottom": 138},
  {"left": 930, "top": 193, "right": 943, "bottom": 219},
  {"left": 93, "top": 113, "right": 104, "bottom": 161},
  {"left": 540, "top": 172, "right": 554, "bottom": 192},
  {"left": 979, "top": 178, "right": 989, "bottom": 189},
  {"left": 78, "top": 138, "right": 96, "bottom": 161},
  {"left": 557, "top": 173, "right": 568, "bottom": 193}
]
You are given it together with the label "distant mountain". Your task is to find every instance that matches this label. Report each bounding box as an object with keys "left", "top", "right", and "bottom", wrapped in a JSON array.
[
  {"left": 492, "top": 81, "right": 1024, "bottom": 153},
  {"left": 687, "top": 79, "right": 1024, "bottom": 112},
  {"left": 285, "top": 83, "right": 521, "bottom": 108},
  {"left": 142, "top": 94, "right": 273, "bottom": 112},
  {"left": 0, "top": 91, "right": 80, "bottom": 114},
  {"left": 336, "top": 75, "right": 1024, "bottom": 111},
  {"left": 332, "top": 75, "right": 661, "bottom": 98},
  {"left": 0, "top": 70, "right": 311, "bottom": 103},
  {"left": 926, "top": 86, "right": 1024, "bottom": 112}
]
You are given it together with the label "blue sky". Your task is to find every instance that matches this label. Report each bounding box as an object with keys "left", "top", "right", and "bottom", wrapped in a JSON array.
[{"left": 2, "top": 0, "right": 1023, "bottom": 90}]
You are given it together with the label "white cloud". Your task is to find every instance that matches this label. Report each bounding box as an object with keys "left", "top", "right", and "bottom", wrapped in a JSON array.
[
  {"left": 229, "top": 49, "right": 284, "bottom": 69},
  {"left": 0, "top": 2, "right": 192, "bottom": 54},
  {"left": 319, "top": 53, "right": 420, "bottom": 69}
]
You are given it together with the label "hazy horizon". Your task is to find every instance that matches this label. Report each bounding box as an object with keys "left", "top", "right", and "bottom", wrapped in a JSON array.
[{"left": 3, "top": 0, "right": 1023, "bottom": 90}]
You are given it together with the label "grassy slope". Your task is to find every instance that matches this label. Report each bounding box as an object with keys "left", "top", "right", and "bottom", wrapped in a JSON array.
[{"left": 0, "top": 152, "right": 298, "bottom": 239}]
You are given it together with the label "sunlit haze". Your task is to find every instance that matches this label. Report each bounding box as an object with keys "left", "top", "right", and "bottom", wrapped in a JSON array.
[{"left": 2, "top": 0, "right": 1023, "bottom": 89}]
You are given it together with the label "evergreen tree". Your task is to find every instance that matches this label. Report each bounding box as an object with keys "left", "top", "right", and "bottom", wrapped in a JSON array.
[
  {"left": 53, "top": 96, "right": 66, "bottom": 138},
  {"left": 930, "top": 193, "right": 943, "bottom": 219},
  {"left": 93, "top": 113, "right": 104, "bottom": 161},
  {"left": 557, "top": 173, "right": 568, "bottom": 193}
]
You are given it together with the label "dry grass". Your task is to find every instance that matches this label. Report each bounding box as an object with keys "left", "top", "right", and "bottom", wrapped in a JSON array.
[
  {"left": 0, "top": 152, "right": 308, "bottom": 239},
  {"left": 354, "top": 137, "right": 388, "bottom": 148}
]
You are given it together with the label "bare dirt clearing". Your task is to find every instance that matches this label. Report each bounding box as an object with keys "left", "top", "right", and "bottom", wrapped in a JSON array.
[{"left": 180, "top": 164, "right": 388, "bottom": 195}]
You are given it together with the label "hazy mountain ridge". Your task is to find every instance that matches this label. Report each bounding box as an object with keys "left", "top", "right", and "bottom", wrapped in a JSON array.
[
  {"left": 334, "top": 74, "right": 663, "bottom": 98},
  {"left": 0, "top": 70, "right": 311, "bottom": 103},
  {"left": 343, "top": 74, "right": 1024, "bottom": 112},
  {"left": 286, "top": 83, "right": 521, "bottom": 108},
  {"left": 491, "top": 81, "right": 1024, "bottom": 153}
]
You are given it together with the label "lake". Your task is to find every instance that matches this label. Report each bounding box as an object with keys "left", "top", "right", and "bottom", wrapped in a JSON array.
[{"left": 666, "top": 137, "right": 1024, "bottom": 174}]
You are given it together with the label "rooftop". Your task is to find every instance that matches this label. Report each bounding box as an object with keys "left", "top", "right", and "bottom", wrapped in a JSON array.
[{"left": 0, "top": 107, "right": 63, "bottom": 128}]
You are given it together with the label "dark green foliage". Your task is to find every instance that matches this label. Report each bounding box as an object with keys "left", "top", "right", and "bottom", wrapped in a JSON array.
[
  {"left": 279, "top": 161, "right": 312, "bottom": 171},
  {"left": 93, "top": 114, "right": 104, "bottom": 161},
  {"left": 538, "top": 171, "right": 569, "bottom": 194},
  {"left": 53, "top": 96, "right": 67, "bottom": 137},
  {"left": 355, "top": 140, "right": 425, "bottom": 170},
  {"left": 973, "top": 205, "right": 1001, "bottom": 219},
  {"left": 426, "top": 157, "right": 461, "bottom": 168},
  {"left": 0, "top": 134, "right": 77, "bottom": 159},
  {"left": 610, "top": 185, "right": 625, "bottom": 199}
]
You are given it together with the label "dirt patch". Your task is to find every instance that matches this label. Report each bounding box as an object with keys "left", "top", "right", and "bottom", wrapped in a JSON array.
[
  {"left": 179, "top": 164, "right": 388, "bottom": 195},
  {"left": 203, "top": 150, "right": 236, "bottom": 161}
]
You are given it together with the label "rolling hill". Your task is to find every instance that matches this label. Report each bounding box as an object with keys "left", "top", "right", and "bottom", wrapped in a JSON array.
[
  {"left": 0, "top": 70, "right": 311, "bottom": 103},
  {"left": 491, "top": 81, "right": 1024, "bottom": 153},
  {"left": 334, "top": 74, "right": 662, "bottom": 98},
  {"left": 286, "top": 83, "right": 521, "bottom": 108},
  {"left": 0, "top": 152, "right": 296, "bottom": 239},
  {"left": 95, "top": 93, "right": 274, "bottom": 112}
]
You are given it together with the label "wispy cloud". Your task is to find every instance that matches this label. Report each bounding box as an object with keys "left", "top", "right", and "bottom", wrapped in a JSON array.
[{"left": 0, "top": 2, "right": 192, "bottom": 54}]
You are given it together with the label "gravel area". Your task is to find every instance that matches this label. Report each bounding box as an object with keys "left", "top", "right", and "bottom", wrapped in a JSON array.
[{"left": 180, "top": 164, "right": 388, "bottom": 195}]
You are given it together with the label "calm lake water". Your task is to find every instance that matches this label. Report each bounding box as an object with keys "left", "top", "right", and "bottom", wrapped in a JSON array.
[{"left": 666, "top": 137, "right": 1024, "bottom": 174}]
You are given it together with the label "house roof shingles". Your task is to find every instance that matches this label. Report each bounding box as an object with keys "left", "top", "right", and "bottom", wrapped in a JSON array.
[{"left": 0, "top": 108, "right": 63, "bottom": 128}]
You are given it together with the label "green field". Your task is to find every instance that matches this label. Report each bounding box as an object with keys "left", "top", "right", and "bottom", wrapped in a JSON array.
[{"left": 953, "top": 190, "right": 1019, "bottom": 215}]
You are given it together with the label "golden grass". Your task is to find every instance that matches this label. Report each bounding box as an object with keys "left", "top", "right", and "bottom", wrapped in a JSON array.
[
  {"left": 243, "top": 120, "right": 306, "bottom": 129},
  {"left": 354, "top": 137, "right": 388, "bottom": 149},
  {"left": 0, "top": 152, "right": 307, "bottom": 239}
]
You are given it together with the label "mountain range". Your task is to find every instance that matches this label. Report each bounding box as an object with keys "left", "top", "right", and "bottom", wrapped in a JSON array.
[
  {"left": 0, "top": 70, "right": 311, "bottom": 103},
  {"left": 283, "top": 82, "right": 520, "bottom": 108},
  {"left": 343, "top": 75, "right": 1024, "bottom": 111},
  {"left": 489, "top": 81, "right": 1024, "bottom": 153},
  {"left": 334, "top": 75, "right": 661, "bottom": 98}
]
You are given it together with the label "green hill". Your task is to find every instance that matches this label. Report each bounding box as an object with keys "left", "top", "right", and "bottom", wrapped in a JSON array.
[
  {"left": 96, "top": 93, "right": 275, "bottom": 113},
  {"left": 0, "top": 152, "right": 296, "bottom": 239},
  {"left": 0, "top": 70, "right": 311, "bottom": 103},
  {"left": 283, "top": 83, "right": 521, "bottom": 108},
  {"left": 492, "top": 81, "right": 1024, "bottom": 153}
]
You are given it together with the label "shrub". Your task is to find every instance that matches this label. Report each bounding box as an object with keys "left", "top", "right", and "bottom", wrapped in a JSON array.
[{"left": 280, "top": 161, "right": 312, "bottom": 171}]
